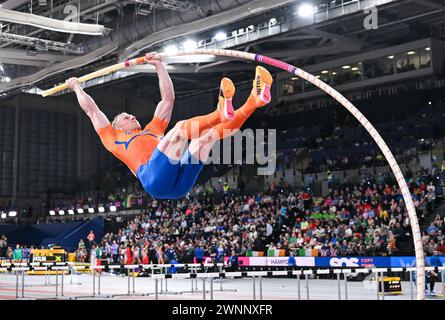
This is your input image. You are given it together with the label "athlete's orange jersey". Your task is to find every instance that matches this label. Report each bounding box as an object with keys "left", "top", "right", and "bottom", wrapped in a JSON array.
[{"left": 97, "top": 116, "right": 168, "bottom": 175}]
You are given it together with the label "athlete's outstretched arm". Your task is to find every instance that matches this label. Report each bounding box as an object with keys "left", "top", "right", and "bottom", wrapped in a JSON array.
[
  {"left": 66, "top": 77, "right": 110, "bottom": 131},
  {"left": 146, "top": 52, "right": 175, "bottom": 124}
]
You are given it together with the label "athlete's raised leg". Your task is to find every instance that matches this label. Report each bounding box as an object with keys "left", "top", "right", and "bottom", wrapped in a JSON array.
[
  {"left": 141, "top": 67, "right": 272, "bottom": 199},
  {"left": 169, "top": 66, "right": 274, "bottom": 198},
  {"left": 210, "top": 66, "right": 273, "bottom": 140},
  {"left": 180, "top": 77, "right": 235, "bottom": 139}
]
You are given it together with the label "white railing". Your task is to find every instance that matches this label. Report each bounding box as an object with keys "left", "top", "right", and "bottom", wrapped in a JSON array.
[{"left": 2, "top": 261, "right": 443, "bottom": 300}]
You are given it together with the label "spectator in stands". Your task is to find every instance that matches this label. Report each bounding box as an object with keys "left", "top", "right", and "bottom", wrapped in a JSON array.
[
  {"left": 438, "top": 240, "right": 445, "bottom": 255},
  {"left": 147, "top": 245, "right": 157, "bottom": 264},
  {"left": 437, "top": 230, "right": 444, "bottom": 243},
  {"left": 0, "top": 235, "right": 6, "bottom": 258},
  {"left": 96, "top": 244, "right": 104, "bottom": 266},
  {"left": 433, "top": 214, "right": 443, "bottom": 230},
  {"left": 111, "top": 240, "right": 119, "bottom": 264},
  {"left": 392, "top": 222, "right": 404, "bottom": 238},
  {"left": 104, "top": 241, "right": 112, "bottom": 263},
  {"left": 125, "top": 244, "right": 133, "bottom": 265},
  {"left": 118, "top": 244, "right": 126, "bottom": 264},
  {"left": 195, "top": 244, "right": 204, "bottom": 263},
  {"left": 78, "top": 238, "right": 85, "bottom": 251},
  {"left": 288, "top": 251, "right": 296, "bottom": 267},
  {"left": 339, "top": 240, "right": 349, "bottom": 256},
  {"left": 12, "top": 244, "right": 22, "bottom": 261},
  {"left": 75, "top": 247, "right": 83, "bottom": 262},
  {"left": 156, "top": 243, "right": 165, "bottom": 264},
  {"left": 426, "top": 188, "right": 436, "bottom": 214},
  {"left": 425, "top": 254, "right": 440, "bottom": 296},
  {"left": 326, "top": 170, "right": 333, "bottom": 187},
  {"left": 6, "top": 246, "right": 12, "bottom": 259},
  {"left": 87, "top": 230, "right": 95, "bottom": 250},
  {"left": 165, "top": 244, "right": 178, "bottom": 264},
  {"left": 133, "top": 245, "right": 140, "bottom": 264},
  {"left": 22, "top": 246, "right": 31, "bottom": 261},
  {"left": 141, "top": 249, "right": 149, "bottom": 265},
  {"left": 90, "top": 244, "right": 97, "bottom": 265},
  {"left": 214, "top": 241, "right": 226, "bottom": 263},
  {"left": 223, "top": 182, "right": 229, "bottom": 195},
  {"left": 181, "top": 243, "right": 193, "bottom": 263},
  {"left": 427, "top": 222, "right": 438, "bottom": 236},
  {"left": 227, "top": 249, "right": 239, "bottom": 271}
]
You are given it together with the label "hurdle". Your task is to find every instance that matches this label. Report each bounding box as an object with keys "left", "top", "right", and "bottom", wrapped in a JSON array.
[
  {"left": 72, "top": 265, "right": 114, "bottom": 299},
  {"left": 139, "top": 263, "right": 234, "bottom": 297},
  {"left": 110, "top": 265, "right": 145, "bottom": 298},
  {"left": 4, "top": 263, "right": 445, "bottom": 300}
]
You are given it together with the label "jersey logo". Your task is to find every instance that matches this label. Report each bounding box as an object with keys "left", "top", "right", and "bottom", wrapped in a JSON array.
[{"left": 115, "top": 130, "right": 162, "bottom": 150}]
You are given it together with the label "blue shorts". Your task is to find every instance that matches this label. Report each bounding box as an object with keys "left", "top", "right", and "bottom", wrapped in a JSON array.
[{"left": 137, "top": 147, "right": 204, "bottom": 199}]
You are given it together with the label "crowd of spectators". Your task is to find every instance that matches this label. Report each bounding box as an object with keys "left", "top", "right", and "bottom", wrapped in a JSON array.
[
  {"left": 0, "top": 235, "right": 34, "bottom": 262},
  {"left": 2, "top": 166, "right": 444, "bottom": 268},
  {"left": 0, "top": 235, "right": 7, "bottom": 258},
  {"left": 423, "top": 214, "right": 445, "bottom": 256},
  {"left": 70, "top": 167, "right": 444, "bottom": 267}
]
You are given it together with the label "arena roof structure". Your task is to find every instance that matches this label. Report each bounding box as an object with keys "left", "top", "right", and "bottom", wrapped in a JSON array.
[{"left": 1, "top": 0, "right": 445, "bottom": 95}]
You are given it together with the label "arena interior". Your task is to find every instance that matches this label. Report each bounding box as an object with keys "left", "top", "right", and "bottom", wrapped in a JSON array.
[{"left": 0, "top": 0, "right": 445, "bottom": 302}]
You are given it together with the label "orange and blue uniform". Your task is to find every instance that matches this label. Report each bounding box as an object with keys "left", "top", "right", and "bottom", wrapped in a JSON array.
[
  {"left": 97, "top": 116, "right": 204, "bottom": 199},
  {"left": 96, "top": 76, "right": 269, "bottom": 199},
  {"left": 97, "top": 116, "right": 168, "bottom": 176}
]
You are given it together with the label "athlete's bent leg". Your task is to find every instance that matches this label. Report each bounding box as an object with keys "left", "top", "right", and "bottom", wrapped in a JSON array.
[
  {"left": 138, "top": 121, "right": 188, "bottom": 198},
  {"left": 206, "top": 66, "right": 273, "bottom": 140},
  {"left": 156, "top": 120, "right": 188, "bottom": 161},
  {"left": 138, "top": 67, "right": 272, "bottom": 199},
  {"left": 188, "top": 129, "right": 218, "bottom": 163},
  {"left": 181, "top": 78, "right": 235, "bottom": 139},
  {"left": 164, "top": 66, "right": 274, "bottom": 197}
]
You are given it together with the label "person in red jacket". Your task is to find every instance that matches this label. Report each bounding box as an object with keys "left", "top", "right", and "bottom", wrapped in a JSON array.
[
  {"left": 141, "top": 249, "right": 149, "bottom": 265},
  {"left": 438, "top": 239, "right": 445, "bottom": 255},
  {"left": 125, "top": 244, "right": 133, "bottom": 265}
]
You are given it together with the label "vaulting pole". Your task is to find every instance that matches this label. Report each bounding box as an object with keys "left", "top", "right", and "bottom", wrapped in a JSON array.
[{"left": 42, "top": 49, "right": 425, "bottom": 299}]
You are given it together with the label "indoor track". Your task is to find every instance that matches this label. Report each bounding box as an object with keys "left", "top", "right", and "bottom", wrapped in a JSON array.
[{"left": 0, "top": 273, "right": 442, "bottom": 300}]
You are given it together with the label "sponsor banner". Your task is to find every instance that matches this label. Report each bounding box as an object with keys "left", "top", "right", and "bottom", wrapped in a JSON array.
[
  {"left": 198, "top": 256, "right": 445, "bottom": 267},
  {"left": 31, "top": 248, "right": 66, "bottom": 263},
  {"left": 201, "top": 256, "right": 315, "bottom": 267},
  {"left": 249, "top": 257, "right": 315, "bottom": 267},
  {"left": 316, "top": 257, "right": 391, "bottom": 267},
  {"left": 316, "top": 256, "right": 445, "bottom": 267}
]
